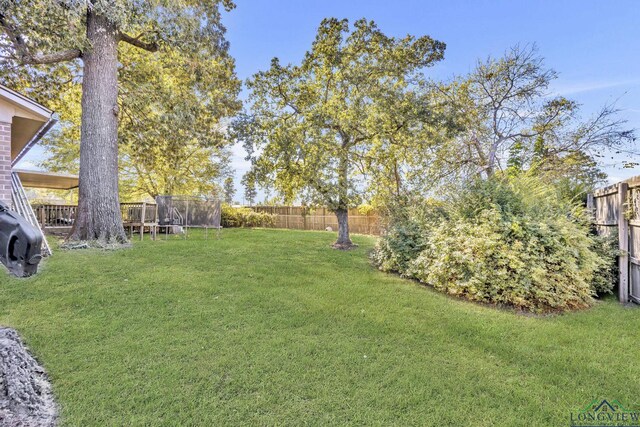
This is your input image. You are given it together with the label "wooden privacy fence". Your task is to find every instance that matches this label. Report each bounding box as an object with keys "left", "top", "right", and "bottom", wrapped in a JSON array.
[
  {"left": 251, "top": 206, "right": 381, "bottom": 235},
  {"left": 589, "top": 177, "right": 640, "bottom": 304}
]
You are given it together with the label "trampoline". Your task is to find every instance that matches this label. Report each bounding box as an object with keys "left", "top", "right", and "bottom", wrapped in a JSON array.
[{"left": 155, "top": 195, "right": 222, "bottom": 239}]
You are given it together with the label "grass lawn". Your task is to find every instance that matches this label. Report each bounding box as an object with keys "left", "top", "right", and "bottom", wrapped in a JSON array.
[{"left": 0, "top": 228, "right": 638, "bottom": 426}]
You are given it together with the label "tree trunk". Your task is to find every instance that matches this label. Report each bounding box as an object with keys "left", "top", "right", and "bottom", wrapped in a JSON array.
[
  {"left": 68, "top": 12, "right": 127, "bottom": 245},
  {"left": 334, "top": 208, "right": 353, "bottom": 248},
  {"left": 332, "top": 148, "right": 354, "bottom": 249}
]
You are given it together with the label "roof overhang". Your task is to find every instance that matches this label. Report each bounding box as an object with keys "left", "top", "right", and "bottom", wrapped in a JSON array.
[
  {"left": 0, "top": 84, "right": 56, "bottom": 164},
  {"left": 15, "top": 169, "right": 79, "bottom": 190}
]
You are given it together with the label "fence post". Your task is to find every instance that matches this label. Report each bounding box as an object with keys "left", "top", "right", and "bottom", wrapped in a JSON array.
[
  {"left": 140, "top": 202, "right": 147, "bottom": 241},
  {"left": 322, "top": 208, "right": 326, "bottom": 230},
  {"left": 618, "top": 182, "right": 629, "bottom": 303},
  {"left": 39, "top": 206, "right": 45, "bottom": 227},
  {"left": 303, "top": 206, "right": 307, "bottom": 231}
]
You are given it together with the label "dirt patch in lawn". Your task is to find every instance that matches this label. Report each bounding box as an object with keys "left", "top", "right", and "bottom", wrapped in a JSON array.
[{"left": 0, "top": 328, "right": 56, "bottom": 426}]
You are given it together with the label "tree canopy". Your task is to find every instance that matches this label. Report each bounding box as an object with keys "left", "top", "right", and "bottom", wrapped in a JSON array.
[
  {"left": 223, "top": 176, "right": 235, "bottom": 204},
  {"left": 237, "top": 18, "right": 446, "bottom": 247},
  {"left": 1, "top": 0, "right": 240, "bottom": 210},
  {"left": 28, "top": 42, "right": 241, "bottom": 199},
  {"left": 430, "top": 45, "right": 635, "bottom": 191},
  {"left": 241, "top": 170, "right": 258, "bottom": 206}
]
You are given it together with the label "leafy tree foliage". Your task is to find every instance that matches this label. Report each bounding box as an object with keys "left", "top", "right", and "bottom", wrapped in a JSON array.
[
  {"left": 117, "top": 42, "right": 240, "bottom": 198},
  {"left": 237, "top": 18, "right": 446, "bottom": 248},
  {"left": 241, "top": 170, "right": 258, "bottom": 206},
  {"left": 27, "top": 42, "right": 241, "bottom": 200},
  {"left": 0, "top": 0, "right": 237, "bottom": 245},
  {"left": 223, "top": 176, "right": 235, "bottom": 204}
]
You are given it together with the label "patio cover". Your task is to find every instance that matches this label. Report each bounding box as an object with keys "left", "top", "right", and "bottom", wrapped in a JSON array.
[{"left": 14, "top": 169, "right": 79, "bottom": 190}]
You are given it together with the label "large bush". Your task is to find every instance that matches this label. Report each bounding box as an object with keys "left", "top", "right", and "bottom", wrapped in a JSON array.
[
  {"left": 221, "top": 205, "right": 276, "bottom": 228},
  {"left": 372, "top": 199, "right": 446, "bottom": 274},
  {"left": 372, "top": 176, "right": 616, "bottom": 312}
]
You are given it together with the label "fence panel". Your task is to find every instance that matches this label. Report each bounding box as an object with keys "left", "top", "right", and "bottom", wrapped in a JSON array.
[
  {"left": 627, "top": 184, "right": 640, "bottom": 303},
  {"left": 590, "top": 179, "right": 640, "bottom": 304},
  {"left": 251, "top": 206, "right": 380, "bottom": 235}
]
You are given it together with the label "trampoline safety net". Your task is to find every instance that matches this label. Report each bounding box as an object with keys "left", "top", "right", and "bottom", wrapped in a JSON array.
[{"left": 155, "top": 196, "right": 221, "bottom": 228}]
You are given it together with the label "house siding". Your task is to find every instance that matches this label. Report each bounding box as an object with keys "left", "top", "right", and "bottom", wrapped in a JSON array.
[{"left": 0, "top": 121, "right": 12, "bottom": 207}]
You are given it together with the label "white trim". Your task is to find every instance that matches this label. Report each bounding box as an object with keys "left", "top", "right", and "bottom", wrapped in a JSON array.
[
  {"left": 12, "top": 115, "right": 58, "bottom": 166},
  {"left": 0, "top": 84, "right": 53, "bottom": 121}
]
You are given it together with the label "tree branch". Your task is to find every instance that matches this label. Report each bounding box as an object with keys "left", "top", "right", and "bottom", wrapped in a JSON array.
[
  {"left": 0, "top": 13, "right": 81, "bottom": 64},
  {"left": 119, "top": 32, "right": 159, "bottom": 52},
  {"left": 23, "top": 49, "right": 82, "bottom": 64}
]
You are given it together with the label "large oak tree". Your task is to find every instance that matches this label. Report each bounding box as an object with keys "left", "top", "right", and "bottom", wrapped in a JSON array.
[{"left": 0, "top": 0, "right": 236, "bottom": 245}]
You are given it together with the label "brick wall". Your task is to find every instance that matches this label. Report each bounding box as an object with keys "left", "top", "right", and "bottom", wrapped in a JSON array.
[{"left": 0, "top": 121, "right": 11, "bottom": 207}]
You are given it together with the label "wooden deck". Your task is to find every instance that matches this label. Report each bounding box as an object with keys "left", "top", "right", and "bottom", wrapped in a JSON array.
[
  {"left": 33, "top": 202, "right": 159, "bottom": 240},
  {"left": 120, "top": 202, "right": 158, "bottom": 240}
]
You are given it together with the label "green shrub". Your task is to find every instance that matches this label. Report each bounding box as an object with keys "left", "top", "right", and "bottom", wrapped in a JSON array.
[
  {"left": 372, "top": 176, "right": 614, "bottom": 313},
  {"left": 405, "top": 209, "right": 599, "bottom": 311},
  {"left": 372, "top": 199, "right": 446, "bottom": 275},
  {"left": 370, "top": 220, "right": 425, "bottom": 275},
  {"left": 221, "top": 205, "right": 276, "bottom": 228},
  {"left": 589, "top": 233, "right": 618, "bottom": 295}
]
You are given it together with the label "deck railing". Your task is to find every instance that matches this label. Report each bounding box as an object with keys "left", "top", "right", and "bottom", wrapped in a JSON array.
[
  {"left": 120, "top": 202, "right": 158, "bottom": 224},
  {"left": 32, "top": 203, "right": 158, "bottom": 228},
  {"left": 32, "top": 204, "right": 77, "bottom": 228}
]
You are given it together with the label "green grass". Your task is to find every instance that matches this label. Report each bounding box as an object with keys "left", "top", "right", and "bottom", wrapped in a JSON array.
[{"left": 0, "top": 228, "right": 638, "bottom": 426}]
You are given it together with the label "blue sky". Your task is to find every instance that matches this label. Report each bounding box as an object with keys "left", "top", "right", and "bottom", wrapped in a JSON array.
[
  {"left": 19, "top": 0, "right": 640, "bottom": 201},
  {"left": 221, "top": 0, "right": 640, "bottom": 202}
]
